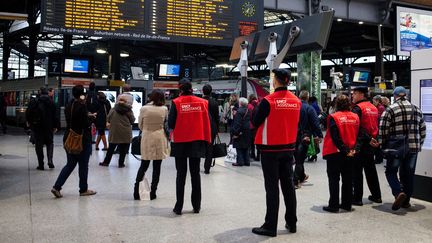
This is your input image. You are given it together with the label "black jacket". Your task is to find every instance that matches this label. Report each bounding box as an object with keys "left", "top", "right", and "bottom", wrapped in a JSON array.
[
  {"left": 63, "top": 99, "right": 92, "bottom": 146},
  {"left": 95, "top": 99, "right": 111, "bottom": 129},
  {"left": 298, "top": 101, "right": 323, "bottom": 141},
  {"left": 203, "top": 95, "right": 219, "bottom": 133},
  {"left": 232, "top": 106, "right": 251, "bottom": 149},
  {"left": 35, "top": 95, "right": 58, "bottom": 131}
]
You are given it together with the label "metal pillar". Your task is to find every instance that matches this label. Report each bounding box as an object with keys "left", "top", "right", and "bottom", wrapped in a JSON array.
[
  {"left": 109, "top": 40, "right": 121, "bottom": 80},
  {"left": 2, "top": 33, "right": 10, "bottom": 81},
  {"left": 237, "top": 41, "right": 249, "bottom": 98}
]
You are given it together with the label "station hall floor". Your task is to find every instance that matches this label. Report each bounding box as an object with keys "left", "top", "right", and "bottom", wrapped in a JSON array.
[{"left": 0, "top": 131, "right": 431, "bottom": 243}]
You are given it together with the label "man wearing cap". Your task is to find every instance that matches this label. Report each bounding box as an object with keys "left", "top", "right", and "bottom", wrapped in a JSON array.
[
  {"left": 378, "top": 86, "right": 426, "bottom": 210},
  {"left": 251, "top": 68, "right": 301, "bottom": 237},
  {"left": 351, "top": 86, "right": 382, "bottom": 206}
]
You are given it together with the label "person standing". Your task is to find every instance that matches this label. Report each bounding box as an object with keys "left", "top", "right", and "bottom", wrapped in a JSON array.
[
  {"left": 95, "top": 92, "right": 111, "bottom": 150},
  {"left": 378, "top": 86, "right": 426, "bottom": 210},
  {"left": 251, "top": 69, "right": 301, "bottom": 237},
  {"left": 202, "top": 84, "right": 219, "bottom": 174},
  {"left": 26, "top": 87, "right": 58, "bottom": 170},
  {"left": 86, "top": 82, "right": 99, "bottom": 144},
  {"left": 134, "top": 89, "right": 169, "bottom": 200},
  {"left": 168, "top": 78, "right": 212, "bottom": 215},
  {"left": 231, "top": 97, "right": 251, "bottom": 166},
  {"left": 322, "top": 94, "right": 360, "bottom": 213},
  {"left": 294, "top": 90, "right": 323, "bottom": 189},
  {"left": 372, "top": 95, "right": 385, "bottom": 164},
  {"left": 99, "top": 97, "right": 135, "bottom": 168},
  {"left": 247, "top": 94, "right": 259, "bottom": 161},
  {"left": 118, "top": 84, "right": 134, "bottom": 107},
  {"left": 51, "top": 85, "right": 96, "bottom": 198},
  {"left": 351, "top": 87, "right": 382, "bottom": 206}
]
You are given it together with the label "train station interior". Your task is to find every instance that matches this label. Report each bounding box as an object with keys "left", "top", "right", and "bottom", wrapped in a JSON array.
[{"left": 1, "top": 0, "right": 432, "bottom": 242}]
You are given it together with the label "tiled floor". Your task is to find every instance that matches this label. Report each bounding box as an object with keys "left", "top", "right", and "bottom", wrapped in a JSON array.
[{"left": 0, "top": 131, "right": 431, "bottom": 243}]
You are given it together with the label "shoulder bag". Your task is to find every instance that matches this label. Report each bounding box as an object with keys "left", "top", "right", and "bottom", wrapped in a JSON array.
[{"left": 64, "top": 102, "right": 83, "bottom": 154}]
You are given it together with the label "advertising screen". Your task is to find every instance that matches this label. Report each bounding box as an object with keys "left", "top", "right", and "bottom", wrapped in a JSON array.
[
  {"left": 129, "top": 91, "right": 144, "bottom": 124},
  {"left": 397, "top": 6, "right": 432, "bottom": 56},
  {"left": 352, "top": 71, "right": 370, "bottom": 83},
  {"left": 64, "top": 58, "right": 89, "bottom": 73},
  {"left": 420, "top": 79, "right": 432, "bottom": 150},
  {"left": 100, "top": 90, "right": 117, "bottom": 109},
  {"left": 159, "top": 64, "right": 180, "bottom": 77}
]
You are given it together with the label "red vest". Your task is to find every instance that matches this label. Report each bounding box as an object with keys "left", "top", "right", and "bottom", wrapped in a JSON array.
[
  {"left": 255, "top": 90, "right": 301, "bottom": 145},
  {"left": 171, "top": 95, "right": 211, "bottom": 143},
  {"left": 356, "top": 101, "right": 379, "bottom": 138},
  {"left": 323, "top": 111, "right": 360, "bottom": 157}
]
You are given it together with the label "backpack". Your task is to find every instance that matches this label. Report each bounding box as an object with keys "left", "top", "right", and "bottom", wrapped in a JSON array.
[{"left": 26, "top": 98, "right": 44, "bottom": 126}]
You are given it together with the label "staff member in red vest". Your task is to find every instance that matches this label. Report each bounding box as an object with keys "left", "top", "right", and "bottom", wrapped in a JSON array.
[
  {"left": 168, "top": 78, "right": 212, "bottom": 215},
  {"left": 322, "top": 94, "right": 360, "bottom": 213},
  {"left": 251, "top": 69, "right": 301, "bottom": 237},
  {"left": 351, "top": 86, "right": 382, "bottom": 206}
]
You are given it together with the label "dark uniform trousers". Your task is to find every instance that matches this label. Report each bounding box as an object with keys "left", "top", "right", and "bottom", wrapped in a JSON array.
[
  {"left": 352, "top": 146, "right": 381, "bottom": 201},
  {"left": 174, "top": 157, "right": 201, "bottom": 211},
  {"left": 326, "top": 153, "right": 353, "bottom": 209},
  {"left": 261, "top": 151, "right": 297, "bottom": 232},
  {"left": 294, "top": 141, "right": 308, "bottom": 185}
]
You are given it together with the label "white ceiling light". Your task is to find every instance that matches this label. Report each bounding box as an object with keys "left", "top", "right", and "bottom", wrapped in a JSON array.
[{"left": 120, "top": 52, "right": 129, "bottom": 57}]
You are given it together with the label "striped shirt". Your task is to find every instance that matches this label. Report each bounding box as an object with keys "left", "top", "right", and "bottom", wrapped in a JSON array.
[{"left": 378, "top": 97, "right": 426, "bottom": 152}]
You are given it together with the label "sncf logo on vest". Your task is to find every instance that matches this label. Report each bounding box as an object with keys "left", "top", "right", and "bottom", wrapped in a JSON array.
[
  {"left": 338, "top": 116, "right": 358, "bottom": 124},
  {"left": 180, "top": 103, "right": 203, "bottom": 113},
  {"left": 275, "top": 99, "right": 299, "bottom": 109}
]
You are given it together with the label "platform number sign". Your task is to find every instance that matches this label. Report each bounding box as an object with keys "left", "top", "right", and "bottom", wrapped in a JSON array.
[{"left": 48, "top": 54, "right": 62, "bottom": 76}]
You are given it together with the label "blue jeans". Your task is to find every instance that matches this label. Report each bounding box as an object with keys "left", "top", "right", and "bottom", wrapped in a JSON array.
[
  {"left": 385, "top": 153, "right": 418, "bottom": 201},
  {"left": 53, "top": 144, "right": 92, "bottom": 193},
  {"left": 236, "top": 148, "right": 250, "bottom": 165}
]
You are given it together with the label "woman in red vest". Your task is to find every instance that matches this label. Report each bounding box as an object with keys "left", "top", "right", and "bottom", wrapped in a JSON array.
[
  {"left": 322, "top": 94, "right": 360, "bottom": 213},
  {"left": 168, "top": 78, "right": 212, "bottom": 215}
]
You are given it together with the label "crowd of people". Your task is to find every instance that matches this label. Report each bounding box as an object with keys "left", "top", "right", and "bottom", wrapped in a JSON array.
[{"left": 21, "top": 69, "right": 426, "bottom": 237}]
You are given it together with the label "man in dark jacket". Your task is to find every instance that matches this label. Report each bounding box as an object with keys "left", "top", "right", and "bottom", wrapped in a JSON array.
[
  {"left": 231, "top": 97, "right": 251, "bottom": 166},
  {"left": 26, "top": 87, "right": 58, "bottom": 170},
  {"left": 294, "top": 90, "right": 323, "bottom": 188},
  {"left": 202, "top": 84, "right": 219, "bottom": 174}
]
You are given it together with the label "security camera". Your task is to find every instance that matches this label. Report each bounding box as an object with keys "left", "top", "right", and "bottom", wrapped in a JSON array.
[
  {"left": 268, "top": 32, "right": 278, "bottom": 42},
  {"left": 240, "top": 41, "right": 249, "bottom": 49}
]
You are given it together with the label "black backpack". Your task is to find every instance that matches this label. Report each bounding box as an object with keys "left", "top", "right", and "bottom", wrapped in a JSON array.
[{"left": 26, "top": 98, "right": 44, "bottom": 125}]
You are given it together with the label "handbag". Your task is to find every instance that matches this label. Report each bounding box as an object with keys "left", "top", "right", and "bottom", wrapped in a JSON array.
[
  {"left": 139, "top": 177, "right": 151, "bottom": 201},
  {"left": 64, "top": 102, "right": 83, "bottom": 154},
  {"left": 131, "top": 132, "right": 142, "bottom": 160},
  {"left": 212, "top": 134, "right": 227, "bottom": 158},
  {"left": 383, "top": 103, "right": 413, "bottom": 159}
]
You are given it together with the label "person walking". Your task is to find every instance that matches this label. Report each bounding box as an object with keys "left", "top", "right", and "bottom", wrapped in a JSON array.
[
  {"left": 202, "top": 84, "right": 219, "bottom": 174},
  {"left": 95, "top": 92, "right": 111, "bottom": 151},
  {"left": 231, "top": 97, "right": 251, "bottom": 166},
  {"left": 322, "top": 94, "right": 360, "bottom": 213},
  {"left": 251, "top": 69, "right": 301, "bottom": 237},
  {"left": 51, "top": 85, "right": 96, "bottom": 198},
  {"left": 294, "top": 90, "right": 323, "bottom": 189},
  {"left": 134, "top": 89, "right": 169, "bottom": 200},
  {"left": 26, "top": 87, "right": 58, "bottom": 170},
  {"left": 99, "top": 97, "right": 135, "bottom": 168},
  {"left": 351, "top": 86, "right": 382, "bottom": 206},
  {"left": 378, "top": 86, "right": 426, "bottom": 210},
  {"left": 168, "top": 78, "right": 212, "bottom": 215}
]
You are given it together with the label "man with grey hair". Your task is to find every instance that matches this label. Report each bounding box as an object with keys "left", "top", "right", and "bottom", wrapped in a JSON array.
[
  {"left": 231, "top": 97, "right": 251, "bottom": 166},
  {"left": 378, "top": 86, "right": 426, "bottom": 210},
  {"left": 294, "top": 90, "right": 323, "bottom": 188}
]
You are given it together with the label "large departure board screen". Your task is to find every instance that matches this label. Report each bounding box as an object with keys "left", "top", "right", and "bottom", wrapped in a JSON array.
[{"left": 41, "top": 0, "right": 263, "bottom": 46}]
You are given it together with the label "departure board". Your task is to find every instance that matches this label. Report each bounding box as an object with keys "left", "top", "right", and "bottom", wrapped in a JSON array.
[{"left": 41, "top": 0, "right": 263, "bottom": 46}]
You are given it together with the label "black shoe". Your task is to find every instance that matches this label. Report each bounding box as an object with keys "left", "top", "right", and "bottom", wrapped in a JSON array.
[
  {"left": 118, "top": 164, "right": 125, "bottom": 168},
  {"left": 323, "top": 206, "right": 339, "bottom": 213},
  {"left": 339, "top": 205, "right": 353, "bottom": 211},
  {"left": 133, "top": 183, "right": 140, "bottom": 200},
  {"left": 352, "top": 200, "right": 363, "bottom": 206},
  {"left": 204, "top": 170, "right": 210, "bottom": 174},
  {"left": 173, "top": 208, "right": 182, "bottom": 215},
  {"left": 193, "top": 208, "right": 200, "bottom": 214},
  {"left": 99, "top": 162, "right": 109, "bottom": 167},
  {"left": 251, "top": 227, "right": 276, "bottom": 237},
  {"left": 36, "top": 166, "right": 44, "bottom": 171},
  {"left": 368, "top": 195, "right": 382, "bottom": 203},
  {"left": 285, "top": 224, "right": 296, "bottom": 233},
  {"left": 48, "top": 163, "right": 55, "bottom": 169},
  {"left": 150, "top": 190, "right": 157, "bottom": 200},
  {"left": 232, "top": 163, "right": 243, "bottom": 166},
  {"left": 401, "top": 202, "right": 411, "bottom": 209},
  {"left": 392, "top": 192, "right": 407, "bottom": 211},
  {"left": 244, "top": 163, "right": 250, "bottom": 166}
]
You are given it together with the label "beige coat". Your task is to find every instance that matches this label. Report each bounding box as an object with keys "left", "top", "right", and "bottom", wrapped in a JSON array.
[{"left": 138, "top": 103, "right": 169, "bottom": 160}]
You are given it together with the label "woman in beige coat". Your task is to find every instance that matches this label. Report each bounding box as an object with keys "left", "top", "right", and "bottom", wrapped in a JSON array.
[{"left": 134, "top": 89, "right": 169, "bottom": 200}]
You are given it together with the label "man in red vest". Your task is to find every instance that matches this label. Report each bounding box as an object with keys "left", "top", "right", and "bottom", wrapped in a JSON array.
[
  {"left": 168, "top": 78, "right": 212, "bottom": 215},
  {"left": 322, "top": 94, "right": 360, "bottom": 213},
  {"left": 351, "top": 86, "right": 382, "bottom": 206},
  {"left": 251, "top": 69, "right": 301, "bottom": 237}
]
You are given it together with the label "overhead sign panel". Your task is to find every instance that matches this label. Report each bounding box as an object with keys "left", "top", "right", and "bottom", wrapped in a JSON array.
[{"left": 41, "top": 0, "right": 263, "bottom": 46}]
